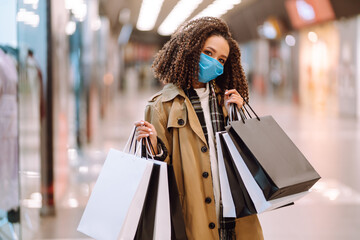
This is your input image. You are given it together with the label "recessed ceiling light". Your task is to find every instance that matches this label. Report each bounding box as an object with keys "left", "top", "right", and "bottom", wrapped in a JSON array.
[
  {"left": 157, "top": 0, "right": 203, "bottom": 36},
  {"left": 137, "top": 0, "right": 164, "bottom": 31}
]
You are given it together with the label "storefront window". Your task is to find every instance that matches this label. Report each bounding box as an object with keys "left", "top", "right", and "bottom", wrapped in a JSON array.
[
  {"left": 17, "top": 0, "right": 49, "bottom": 239},
  {"left": 0, "top": 1, "right": 20, "bottom": 239}
]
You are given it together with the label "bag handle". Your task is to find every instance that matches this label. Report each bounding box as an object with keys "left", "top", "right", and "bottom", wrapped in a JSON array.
[
  {"left": 228, "top": 95, "right": 260, "bottom": 124},
  {"left": 240, "top": 95, "right": 260, "bottom": 121},
  {"left": 229, "top": 104, "right": 246, "bottom": 123},
  {"left": 228, "top": 104, "right": 239, "bottom": 122},
  {"left": 141, "top": 137, "right": 157, "bottom": 161},
  {"left": 242, "top": 104, "right": 253, "bottom": 119},
  {"left": 123, "top": 126, "right": 155, "bottom": 159},
  {"left": 124, "top": 126, "right": 138, "bottom": 154}
]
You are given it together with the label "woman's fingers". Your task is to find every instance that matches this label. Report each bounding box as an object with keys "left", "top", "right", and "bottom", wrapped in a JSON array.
[
  {"left": 135, "top": 121, "right": 156, "bottom": 132},
  {"left": 225, "top": 89, "right": 239, "bottom": 96},
  {"left": 137, "top": 121, "right": 157, "bottom": 134},
  {"left": 227, "top": 95, "right": 244, "bottom": 104},
  {"left": 134, "top": 121, "right": 158, "bottom": 148},
  {"left": 136, "top": 133, "right": 151, "bottom": 141},
  {"left": 134, "top": 120, "right": 157, "bottom": 154},
  {"left": 224, "top": 89, "right": 244, "bottom": 109},
  {"left": 134, "top": 120, "right": 148, "bottom": 127},
  {"left": 136, "top": 126, "right": 154, "bottom": 134}
]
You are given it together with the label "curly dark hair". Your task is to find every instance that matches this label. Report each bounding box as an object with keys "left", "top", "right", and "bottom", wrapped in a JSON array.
[{"left": 152, "top": 16, "right": 249, "bottom": 101}]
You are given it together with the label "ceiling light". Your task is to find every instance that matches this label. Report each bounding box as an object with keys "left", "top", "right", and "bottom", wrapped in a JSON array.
[
  {"left": 285, "top": 34, "right": 296, "bottom": 46},
  {"left": 193, "top": 0, "right": 241, "bottom": 19},
  {"left": 158, "top": 0, "right": 203, "bottom": 36},
  {"left": 295, "top": 0, "right": 315, "bottom": 21},
  {"left": 65, "top": 0, "right": 73, "bottom": 10},
  {"left": 262, "top": 21, "right": 277, "bottom": 39},
  {"left": 16, "top": 9, "right": 40, "bottom": 28},
  {"left": 137, "top": 0, "right": 164, "bottom": 31},
  {"left": 72, "top": 2, "right": 87, "bottom": 22},
  {"left": 92, "top": 17, "right": 102, "bottom": 31},
  {"left": 119, "top": 8, "right": 131, "bottom": 24},
  {"left": 308, "top": 31, "right": 318, "bottom": 43},
  {"left": 66, "top": 21, "right": 76, "bottom": 35}
]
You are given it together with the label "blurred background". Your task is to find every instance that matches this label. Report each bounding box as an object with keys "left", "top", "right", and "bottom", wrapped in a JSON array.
[{"left": 1, "top": 0, "right": 360, "bottom": 239}]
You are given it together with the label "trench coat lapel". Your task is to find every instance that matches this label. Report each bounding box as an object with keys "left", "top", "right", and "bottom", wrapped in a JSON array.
[{"left": 161, "top": 84, "right": 207, "bottom": 146}]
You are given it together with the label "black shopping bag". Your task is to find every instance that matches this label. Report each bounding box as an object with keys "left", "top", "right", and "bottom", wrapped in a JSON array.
[
  {"left": 135, "top": 164, "right": 160, "bottom": 239},
  {"left": 220, "top": 130, "right": 308, "bottom": 216},
  {"left": 218, "top": 132, "right": 257, "bottom": 218},
  {"left": 226, "top": 103, "right": 321, "bottom": 200},
  {"left": 167, "top": 164, "right": 188, "bottom": 240}
]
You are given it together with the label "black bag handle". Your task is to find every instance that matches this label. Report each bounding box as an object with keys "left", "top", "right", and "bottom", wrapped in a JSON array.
[
  {"left": 240, "top": 95, "right": 260, "bottom": 121},
  {"left": 242, "top": 104, "right": 253, "bottom": 119},
  {"left": 124, "top": 127, "right": 139, "bottom": 155},
  {"left": 126, "top": 126, "right": 157, "bottom": 159},
  {"left": 145, "top": 136, "right": 157, "bottom": 158},
  {"left": 229, "top": 103, "right": 246, "bottom": 123},
  {"left": 140, "top": 136, "right": 157, "bottom": 160},
  {"left": 229, "top": 94, "right": 261, "bottom": 123}
]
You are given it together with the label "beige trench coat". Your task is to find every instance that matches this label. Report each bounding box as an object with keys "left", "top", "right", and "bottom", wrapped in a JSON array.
[{"left": 145, "top": 83, "right": 264, "bottom": 240}]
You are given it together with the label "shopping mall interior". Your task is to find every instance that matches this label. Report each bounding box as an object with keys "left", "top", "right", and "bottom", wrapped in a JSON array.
[{"left": 1, "top": 0, "right": 360, "bottom": 239}]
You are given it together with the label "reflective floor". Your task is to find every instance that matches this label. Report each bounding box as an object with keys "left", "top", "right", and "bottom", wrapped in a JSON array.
[{"left": 15, "top": 88, "right": 360, "bottom": 239}]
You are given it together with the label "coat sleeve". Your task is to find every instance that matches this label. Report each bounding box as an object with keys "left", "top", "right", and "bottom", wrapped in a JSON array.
[{"left": 144, "top": 101, "right": 172, "bottom": 163}]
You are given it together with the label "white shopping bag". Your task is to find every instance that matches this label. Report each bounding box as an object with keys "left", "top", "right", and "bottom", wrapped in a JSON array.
[
  {"left": 152, "top": 161, "right": 171, "bottom": 240},
  {"left": 123, "top": 160, "right": 171, "bottom": 240},
  {"left": 77, "top": 148, "right": 153, "bottom": 240},
  {"left": 216, "top": 132, "right": 236, "bottom": 218},
  {"left": 222, "top": 133, "right": 308, "bottom": 213}
]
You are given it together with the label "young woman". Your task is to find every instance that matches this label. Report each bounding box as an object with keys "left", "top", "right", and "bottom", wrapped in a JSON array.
[{"left": 135, "top": 17, "right": 264, "bottom": 240}]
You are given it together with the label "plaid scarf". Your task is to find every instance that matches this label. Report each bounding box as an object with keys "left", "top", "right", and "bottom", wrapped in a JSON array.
[{"left": 185, "top": 81, "right": 236, "bottom": 240}]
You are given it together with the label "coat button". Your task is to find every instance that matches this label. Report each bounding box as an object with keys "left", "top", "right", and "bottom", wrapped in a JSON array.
[
  {"left": 177, "top": 119, "right": 184, "bottom": 126},
  {"left": 205, "top": 197, "right": 212, "bottom": 204},
  {"left": 201, "top": 146, "right": 207, "bottom": 153},
  {"left": 209, "top": 222, "right": 215, "bottom": 229},
  {"left": 202, "top": 172, "right": 209, "bottom": 178}
]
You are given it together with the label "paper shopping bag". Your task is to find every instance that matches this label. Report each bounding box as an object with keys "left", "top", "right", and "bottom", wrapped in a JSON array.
[
  {"left": 153, "top": 162, "right": 172, "bottom": 240},
  {"left": 221, "top": 132, "right": 309, "bottom": 213},
  {"left": 134, "top": 164, "right": 160, "bottom": 239},
  {"left": 216, "top": 132, "right": 236, "bottom": 218},
  {"left": 216, "top": 132, "right": 257, "bottom": 218},
  {"left": 227, "top": 115, "right": 320, "bottom": 200},
  {"left": 134, "top": 161, "right": 172, "bottom": 240},
  {"left": 167, "top": 164, "right": 188, "bottom": 240},
  {"left": 77, "top": 148, "right": 153, "bottom": 240}
]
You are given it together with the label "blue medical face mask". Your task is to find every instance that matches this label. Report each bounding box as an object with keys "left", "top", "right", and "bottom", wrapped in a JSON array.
[{"left": 198, "top": 53, "right": 224, "bottom": 83}]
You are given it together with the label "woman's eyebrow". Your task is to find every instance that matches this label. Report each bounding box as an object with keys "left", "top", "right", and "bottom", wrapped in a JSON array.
[
  {"left": 205, "top": 46, "right": 228, "bottom": 59},
  {"left": 221, "top": 54, "right": 228, "bottom": 59},
  {"left": 205, "top": 46, "right": 216, "bottom": 52}
]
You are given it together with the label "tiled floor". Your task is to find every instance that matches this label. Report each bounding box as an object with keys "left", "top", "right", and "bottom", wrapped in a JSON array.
[{"left": 12, "top": 88, "right": 360, "bottom": 239}]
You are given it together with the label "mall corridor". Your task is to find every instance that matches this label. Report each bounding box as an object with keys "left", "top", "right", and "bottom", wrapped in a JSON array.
[
  {"left": 1, "top": 0, "right": 360, "bottom": 239},
  {"left": 15, "top": 89, "right": 360, "bottom": 239}
]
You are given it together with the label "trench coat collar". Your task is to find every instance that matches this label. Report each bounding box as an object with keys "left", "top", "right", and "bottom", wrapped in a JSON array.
[
  {"left": 161, "top": 83, "right": 208, "bottom": 146},
  {"left": 160, "top": 83, "right": 187, "bottom": 102}
]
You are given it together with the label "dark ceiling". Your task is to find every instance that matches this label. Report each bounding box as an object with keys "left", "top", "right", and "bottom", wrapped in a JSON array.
[{"left": 99, "top": 0, "right": 360, "bottom": 44}]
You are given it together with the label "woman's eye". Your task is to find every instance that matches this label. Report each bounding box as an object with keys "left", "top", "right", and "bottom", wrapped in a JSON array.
[
  {"left": 204, "top": 50, "right": 212, "bottom": 56},
  {"left": 219, "top": 59, "right": 225, "bottom": 64}
]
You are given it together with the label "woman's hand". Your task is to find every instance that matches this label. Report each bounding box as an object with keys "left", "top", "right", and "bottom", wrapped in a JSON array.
[
  {"left": 134, "top": 120, "right": 158, "bottom": 154},
  {"left": 224, "top": 89, "right": 244, "bottom": 113}
]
